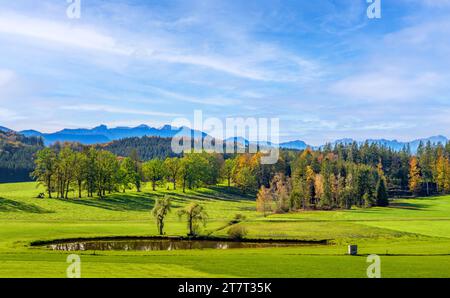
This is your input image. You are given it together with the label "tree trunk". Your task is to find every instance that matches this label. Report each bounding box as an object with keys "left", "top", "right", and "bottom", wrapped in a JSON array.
[
  {"left": 78, "top": 181, "right": 82, "bottom": 198},
  {"left": 47, "top": 177, "right": 52, "bottom": 198},
  {"left": 228, "top": 177, "right": 231, "bottom": 187},
  {"left": 189, "top": 217, "right": 193, "bottom": 236},
  {"left": 65, "top": 186, "right": 69, "bottom": 199},
  {"left": 152, "top": 180, "right": 156, "bottom": 191},
  {"left": 159, "top": 220, "right": 164, "bottom": 235},
  {"left": 173, "top": 179, "right": 176, "bottom": 190}
]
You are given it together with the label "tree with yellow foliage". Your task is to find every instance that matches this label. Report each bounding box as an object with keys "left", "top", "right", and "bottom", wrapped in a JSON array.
[{"left": 409, "top": 157, "right": 422, "bottom": 195}]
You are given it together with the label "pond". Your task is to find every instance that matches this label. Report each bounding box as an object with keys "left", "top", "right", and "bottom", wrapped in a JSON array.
[{"left": 47, "top": 239, "right": 322, "bottom": 251}]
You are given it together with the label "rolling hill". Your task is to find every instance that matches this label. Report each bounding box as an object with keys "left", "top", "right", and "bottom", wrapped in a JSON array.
[{"left": 0, "top": 130, "right": 44, "bottom": 183}]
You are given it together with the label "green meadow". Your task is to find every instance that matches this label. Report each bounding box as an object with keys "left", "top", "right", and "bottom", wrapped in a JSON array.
[{"left": 0, "top": 182, "right": 450, "bottom": 278}]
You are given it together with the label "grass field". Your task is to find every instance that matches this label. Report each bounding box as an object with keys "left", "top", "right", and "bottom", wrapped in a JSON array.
[{"left": 1, "top": 182, "right": 450, "bottom": 278}]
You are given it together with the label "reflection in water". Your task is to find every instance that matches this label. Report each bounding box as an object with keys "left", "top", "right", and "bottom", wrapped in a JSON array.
[{"left": 48, "top": 239, "right": 311, "bottom": 251}]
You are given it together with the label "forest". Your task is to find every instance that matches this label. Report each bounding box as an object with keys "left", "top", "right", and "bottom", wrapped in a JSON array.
[
  {"left": 30, "top": 138, "right": 450, "bottom": 214},
  {"left": 0, "top": 130, "right": 44, "bottom": 182}
]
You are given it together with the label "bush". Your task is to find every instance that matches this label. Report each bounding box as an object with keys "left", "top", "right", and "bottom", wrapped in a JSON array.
[
  {"left": 229, "top": 213, "right": 246, "bottom": 225},
  {"left": 227, "top": 225, "right": 248, "bottom": 240}
]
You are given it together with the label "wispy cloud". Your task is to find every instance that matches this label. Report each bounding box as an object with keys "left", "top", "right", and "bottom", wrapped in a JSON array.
[
  {"left": 60, "top": 104, "right": 180, "bottom": 117},
  {"left": 0, "top": 107, "right": 25, "bottom": 120},
  {"left": 0, "top": 10, "right": 319, "bottom": 83},
  {"left": 147, "top": 86, "right": 241, "bottom": 106},
  {"left": 0, "top": 12, "right": 130, "bottom": 55},
  {"left": 1, "top": 0, "right": 449, "bottom": 143},
  {"left": 329, "top": 70, "right": 443, "bottom": 102}
]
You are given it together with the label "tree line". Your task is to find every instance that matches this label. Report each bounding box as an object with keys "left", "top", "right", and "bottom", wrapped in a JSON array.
[
  {"left": 31, "top": 145, "right": 224, "bottom": 198},
  {"left": 257, "top": 149, "right": 389, "bottom": 215},
  {"left": 31, "top": 140, "right": 450, "bottom": 214},
  {"left": 256, "top": 140, "right": 450, "bottom": 215}
]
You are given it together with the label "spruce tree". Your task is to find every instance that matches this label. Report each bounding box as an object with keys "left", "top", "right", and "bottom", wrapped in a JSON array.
[{"left": 376, "top": 178, "right": 389, "bottom": 207}]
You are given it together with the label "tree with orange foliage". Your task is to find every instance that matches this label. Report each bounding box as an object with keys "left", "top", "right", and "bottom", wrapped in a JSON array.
[{"left": 256, "top": 186, "right": 273, "bottom": 217}]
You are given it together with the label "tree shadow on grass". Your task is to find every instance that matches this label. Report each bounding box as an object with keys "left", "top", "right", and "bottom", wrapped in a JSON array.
[
  {"left": 388, "top": 202, "right": 430, "bottom": 211},
  {"left": 163, "top": 186, "right": 255, "bottom": 203},
  {"left": 0, "top": 197, "right": 53, "bottom": 213},
  {"left": 63, "top": 192, "right": 157, "bottom": 211},
  {"left": 208, "top": 185, "right": 255, "bottom": 201}
]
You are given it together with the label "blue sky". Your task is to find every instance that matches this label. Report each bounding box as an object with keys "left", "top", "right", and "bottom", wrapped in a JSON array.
[{"left": 0, "top": 0, "right": 450, "bottom": 145}]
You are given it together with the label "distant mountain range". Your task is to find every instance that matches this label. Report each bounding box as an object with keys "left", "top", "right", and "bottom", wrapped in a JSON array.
[
  {"left": 278, "top": 140, "right": 309, "bottom": 150},
  {"left": 16, "top": 124, "right": 206, "bottom": 146},
  {"left": 321, "top": 136, "right": 449, "bottom": 153},
  {"left": 1, "top": 124, "right": 448, "bottom": 153},
  {"left": 0, "top": 126, "right": 13, "bottom": 133}
]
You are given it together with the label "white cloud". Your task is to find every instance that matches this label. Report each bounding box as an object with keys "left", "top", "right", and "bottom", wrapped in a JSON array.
[
  {"left": 0, "top": 107, "right": 25, "bottom": 120},
  {"left": 147, "top": 86, "right": 240, "bottom": 106},
  {"left": 0, "top": 13, "right": 131, "bottom": 55},
  {"left": 329, "top": 16, "right": 450, "bottom": 102},
  {"left": 330, "top": 71, "right": 443, "bottom": 101},
  {"left": 0, "top": 11, "right": 321, "bottom": 82},
  {"left": 60, "top": 104, "right": 180, "bottom": 117}
]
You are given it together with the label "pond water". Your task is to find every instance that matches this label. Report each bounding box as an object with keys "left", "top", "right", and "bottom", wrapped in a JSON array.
[{"left": 47, "top": 239, "right": 318, "bottom": 251}]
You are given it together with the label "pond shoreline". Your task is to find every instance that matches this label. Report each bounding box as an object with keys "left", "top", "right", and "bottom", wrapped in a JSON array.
[{"left": 30, "top": 235, "right": 329, "bottom": 247}]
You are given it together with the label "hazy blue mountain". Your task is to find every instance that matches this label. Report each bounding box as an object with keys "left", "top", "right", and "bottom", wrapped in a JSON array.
[
  {"left": 332, "top": 138, "right": 355, "bottom": 146},
  {"left": 328, "top": 136, "right": 448, "bottom": 153},
  {"left": 408, "top": 135, "right": 448, "bottom": 152},
  {"left": 19, "top": 124, "right": 207, "bottom": 145},
  {"left": 9, "top": 123, "right": 450, "bottom": 151},
  {"left": 224, "top": 137, "right": 250, "bottom": 146},
  {"left": 0, "top": 126, "right": 13, "bottom": 133},
  {"left": 224, "top": 137, "right": 280, "bottom": 149},
  {"left": 279, "top": 140, "right": 308, "bottom": 150},
  {"left": 20, "top": 130, "right": 43, "bottom": 137}
]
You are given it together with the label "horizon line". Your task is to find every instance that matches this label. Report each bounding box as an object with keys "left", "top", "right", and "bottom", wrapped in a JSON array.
[{"left": 2, "top": 123, "right": 449, "bottom": 147}]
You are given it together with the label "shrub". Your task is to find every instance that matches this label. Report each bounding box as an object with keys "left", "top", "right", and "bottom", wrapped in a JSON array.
[
  {"left": 227, "top": 225, "right": 248, "bottom": 240},
  {"left": 229, "top": 213, "right": 246, "bottom": 225}
]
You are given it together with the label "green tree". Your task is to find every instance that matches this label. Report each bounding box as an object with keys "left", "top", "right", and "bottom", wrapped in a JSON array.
[
  {"left": 164, "top": 157, "right": 181, "bottom": 190},
  {"left": 121, "top": 157, "right": 139, "bottom": 192},
  {"left": 179, "top": 154, "right": 209, "bottom": 192},
  {"left": 418, "top": 141, "right": 435, "bottom": 196},
  {"left": 375, "top": 161, "right": 389, "bottom": 207},
  {"left": 376, "top": 177, "right": 389, "bottom": 207},
  {"left": 222, "top": 158, "right": 236, "bottom": 187},
  {"left": 73, "top": 151, "right": 88, "bottom": 198},
  {"left": 57, "top": 146, "right": 77, "bottom": 199},
  {"left": 234, "top": 166, "right": 258, "bottom": 194},
  {"left": 129, "top": 149, "right": 142, "bottom": 192},
  {"left": 31, "top": 148, "right": 57, "bottom": 198},
  {"left": 85, "top": 147, "right": 98, "bottom": 197},
  {"left": 152, "top": 196, "right": 172, "bottom": 235},
  {"left": 143, "top": 159, "right": 166, "bottom": 191},
  {"left": 178, "top": 203, "right": 208, "bottom": 236},
  {"left": 96, "top": 150, "right": 118, "bottom": 198}
]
